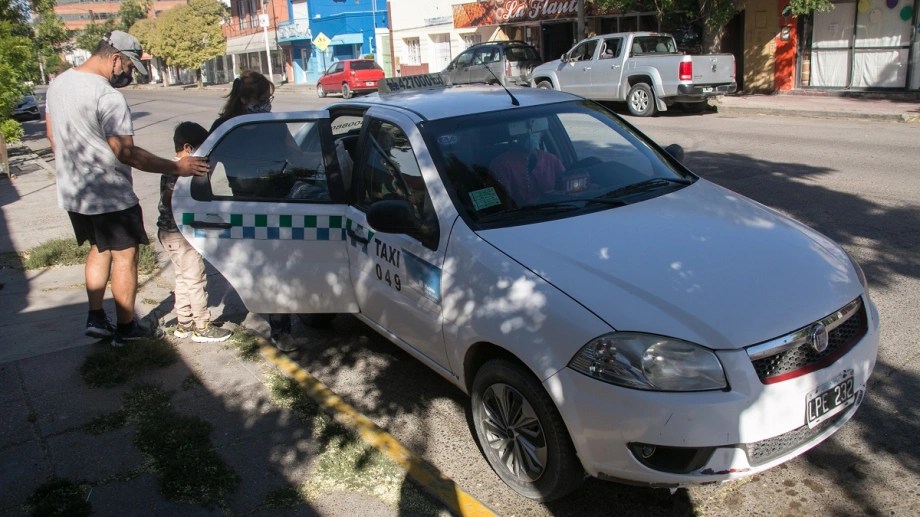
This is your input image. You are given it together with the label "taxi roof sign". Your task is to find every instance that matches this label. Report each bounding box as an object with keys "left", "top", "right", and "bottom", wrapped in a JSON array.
[{"left": 377, "top": 73, "right": 449, "bottom": 94}]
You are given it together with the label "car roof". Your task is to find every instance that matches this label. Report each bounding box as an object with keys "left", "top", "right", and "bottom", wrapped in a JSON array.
[{"left": 334, "top": 84, "right": 581, "bottom": 121}]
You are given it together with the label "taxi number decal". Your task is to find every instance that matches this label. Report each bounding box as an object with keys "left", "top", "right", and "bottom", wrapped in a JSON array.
[{"left": 374, "top": 238, "right": 402, "bottom": 292}]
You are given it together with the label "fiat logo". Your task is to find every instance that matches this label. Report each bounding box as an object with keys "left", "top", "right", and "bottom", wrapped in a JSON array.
[{"left": 809, "top": 322, "right": 829, "bottom": 353}]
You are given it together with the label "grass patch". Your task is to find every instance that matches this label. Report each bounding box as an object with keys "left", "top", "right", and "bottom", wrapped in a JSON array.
[
  {"left": 264, "top": 372, "right": 444, "bottom": 515},
  {"left": 181, "top": 373, "right": 202, "bottom": 390},
  {"left": 261, "top": 486, "right": 306, "bottom": 509},
  {"left": 23, "top": 477, "right": 92, "bottom": 517},
  {"left": 227, "top": 330, "right": 262, "bottom": 361},
  {"left": 21, "top": 237, "right": 158, "bottom": 274},
  {"left": 83, "top": 410, "right": 128, "bottom": 435},
  {"left": 80, "top": 338, "right": 178, "bottom": 388},
  {"left": 123, "top": 383, "right": 240, "bottom": 506}
]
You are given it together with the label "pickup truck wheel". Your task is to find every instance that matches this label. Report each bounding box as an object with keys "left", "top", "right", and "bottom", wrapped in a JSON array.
[
  {"left": 537, "top": 81, "right": 554, "bottom": 90},
  {"left": 317, "top": 84, "right": 326, "bottom": 98},
  {"left": 342, "top": 83, "right": 353, "bottom": 99},
  {"left": 627, "top": 83, "right": 656, "bottom": 117},
  {"left": 471, "top": 359, "right": 585, "bottom": 501}
]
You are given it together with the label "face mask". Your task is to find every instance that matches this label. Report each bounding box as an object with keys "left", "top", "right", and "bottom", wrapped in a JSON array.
[
  {"left": 246, "top": 101, "right": 272, "bottom": 113},
  {"left": 110, "top": 56, "right": 133, "bottom": 88}
]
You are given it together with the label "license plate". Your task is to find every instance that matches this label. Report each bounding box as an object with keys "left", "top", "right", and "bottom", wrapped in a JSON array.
[
  {"left": 806, "top": 369, "right": 855, "bottom": 428},
  {"left": 702, "top": 86, "right": 713, "bottom": 93},
  {"left": 365, "top": 81, "right": 375, "bottom": 86}
]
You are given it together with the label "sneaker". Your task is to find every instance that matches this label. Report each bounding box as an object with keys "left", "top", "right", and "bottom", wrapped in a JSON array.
[
  {"left": 174, "top": 321, "right": 194, "bottom": 339},
  {"left": 192, "top": 324, "right": 232, "bottom": 343},
  {"left": 113, "top": 321, "right": 165, "bottom": 347},
  {"left": 270, "top": 333, "right": 298, "bottom": 352},
  {"left": 85, "top": 312, "right": 115, "bottom": 339}
]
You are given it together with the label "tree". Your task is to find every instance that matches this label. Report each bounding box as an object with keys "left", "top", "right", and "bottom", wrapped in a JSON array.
[
  {"left": 0, "top": 20, "right": 33, "bottom": 142},
  {"left": 118, "top": 0, "right": 151, "bottom": 32},
  {"left": 153, "top": 0, "right": 225, "bottom": 89},
  {"left": 32, "top": 1, "right": 72, "bottom": 84},
  {"left": 75, "top": 19, "right": 118, "bottom": 53}
]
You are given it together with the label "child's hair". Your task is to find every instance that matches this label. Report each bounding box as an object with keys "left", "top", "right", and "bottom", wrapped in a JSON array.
[
  {"left": 173, "top": 121, "right": 209, "bottom": 152},
  {"left": 218, "top": 70, "right": 275, "bottom": 120}
]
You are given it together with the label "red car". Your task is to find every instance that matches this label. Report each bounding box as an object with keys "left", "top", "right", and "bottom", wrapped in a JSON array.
[{"left": 316, "top": 59, "right": 385, "bottom": 99}]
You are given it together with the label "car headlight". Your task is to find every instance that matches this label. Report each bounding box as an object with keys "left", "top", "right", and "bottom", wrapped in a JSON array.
[{"left": 568, "top": 332, "right": 727, "bottom": 391}]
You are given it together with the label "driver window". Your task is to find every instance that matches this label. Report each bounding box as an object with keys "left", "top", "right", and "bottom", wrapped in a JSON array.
[
  {"left": 208, "top": 121, "right": 329, "bottom": 201},
  {"left": 358, "top": 119, "right": 438, "bottom": 247}
]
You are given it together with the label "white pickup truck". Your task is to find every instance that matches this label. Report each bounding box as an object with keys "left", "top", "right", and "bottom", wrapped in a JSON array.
[{"left": 531, "top": 32, "right": 737, "bottom": 116}]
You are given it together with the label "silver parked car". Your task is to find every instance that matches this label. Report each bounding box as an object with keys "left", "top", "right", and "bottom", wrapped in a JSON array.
[
  {"left": 442, "top": 41, "right": 542, "bottom": 87},
  {"left": 12, "top": 95, "right": 40, "bottom": 121}
]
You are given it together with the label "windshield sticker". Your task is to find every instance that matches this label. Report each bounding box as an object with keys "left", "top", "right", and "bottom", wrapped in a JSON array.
[
  {"left": 469, "top": 187, "right": 502, "bottom": 211},
  {"left": 403, "top": 251, "right": 442, "bottom": 303}
]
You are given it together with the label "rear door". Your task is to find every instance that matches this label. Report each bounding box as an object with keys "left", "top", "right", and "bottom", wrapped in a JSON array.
[
  {"left": 172, "top": 112, "right": 358, "bottom": 315},
  {"left": 588, "top": 36, "right": 627, "bottom": 101}
]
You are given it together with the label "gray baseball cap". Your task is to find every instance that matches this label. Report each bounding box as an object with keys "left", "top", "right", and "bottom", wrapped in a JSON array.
[{"left": 103, "top": 30, "right": 148, "bottom": 76}]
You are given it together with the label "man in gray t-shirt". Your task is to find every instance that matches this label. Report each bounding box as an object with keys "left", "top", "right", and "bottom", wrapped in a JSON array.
[{"left": 45, "top": 30, "right": 210, "bottom": 346}]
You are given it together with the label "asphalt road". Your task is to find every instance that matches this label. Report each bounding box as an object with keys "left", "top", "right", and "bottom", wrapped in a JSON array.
[{"left": 17, "top": 88, "right": 920, "bottom": 516}]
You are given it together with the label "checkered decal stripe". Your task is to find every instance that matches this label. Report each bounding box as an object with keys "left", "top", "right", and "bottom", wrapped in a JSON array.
[{"left": 181, "top": 213, "right": 346, "bottom": 241}]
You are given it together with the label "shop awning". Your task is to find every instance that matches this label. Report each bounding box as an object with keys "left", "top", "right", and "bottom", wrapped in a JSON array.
[
  {"left": 225, "top": 31, "right": 279, "bottom": 55},
  {"left": 329, "top": 33, "right": 363, "bottom": 46}
]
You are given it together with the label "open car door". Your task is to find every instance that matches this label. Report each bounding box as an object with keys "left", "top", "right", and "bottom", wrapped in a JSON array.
[{"left": 172, "top": 112, "right": 358, "bottom": 315}]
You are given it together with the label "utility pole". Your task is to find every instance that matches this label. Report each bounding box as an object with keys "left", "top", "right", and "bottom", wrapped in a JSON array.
[
  {"left": 259, "top": 10, "right": 274, "bottom": 83},
  {"left": 576, "top": 0, "right": 585, "bottom": 42}
]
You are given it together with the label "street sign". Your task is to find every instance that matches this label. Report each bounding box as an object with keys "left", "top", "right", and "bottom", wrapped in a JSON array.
[
  {"left": 313, "top": 32, "right": 331, "bottom": 52},
  {"left": 259, "top": 14, "right": 269, "bottom": 28}
]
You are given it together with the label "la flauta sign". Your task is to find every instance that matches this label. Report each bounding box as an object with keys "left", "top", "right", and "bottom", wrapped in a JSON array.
[{"left": 452, "top": 0, "right": 615, "bottom": 28}]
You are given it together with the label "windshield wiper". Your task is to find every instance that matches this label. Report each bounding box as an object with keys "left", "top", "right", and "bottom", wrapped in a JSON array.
[
  {"left": 602, "top": 177, "right": 691, "bottom": 200},
  {"left": 477, "top": 201, "right": 580, "bottom": 222}
]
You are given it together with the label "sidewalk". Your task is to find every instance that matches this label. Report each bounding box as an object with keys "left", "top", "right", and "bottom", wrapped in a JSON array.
[
  {"left": 0, "top": 144, "right": 455, "bottom": 515},
  {"left": 1, "top": 86, "right": 917, "bottom": 516}
]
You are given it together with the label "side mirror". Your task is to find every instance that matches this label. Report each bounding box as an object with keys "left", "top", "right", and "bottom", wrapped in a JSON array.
[
  {"left": 367, "top": 199, "right": 422, "bottom": 235},
  {"left": 664, "top": 144, "right": 685, "bottom": 162}
]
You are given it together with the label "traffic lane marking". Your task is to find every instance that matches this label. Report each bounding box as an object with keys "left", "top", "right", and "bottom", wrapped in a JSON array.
[{"left": 260, "top": 343, "right": 498, "bottom": 517}]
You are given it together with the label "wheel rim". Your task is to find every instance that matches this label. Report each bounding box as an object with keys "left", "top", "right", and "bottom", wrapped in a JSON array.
[
  {"left": 630, "top": 90, "right": 649, "bottom": 113},
  {"left": 317, "top": 85, "right": 324, "bottom": 97},
  {"left": 478, "top": 383, "right": 547, "bottom": 482}
]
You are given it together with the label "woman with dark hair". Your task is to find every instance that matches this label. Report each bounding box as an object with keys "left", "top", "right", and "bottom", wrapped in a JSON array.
[
  {"left": 209, "top": 70, "right": 276, "bottom": 133},
  {"left": 208, "top": 70, "right": 296, "bottom": 352}
]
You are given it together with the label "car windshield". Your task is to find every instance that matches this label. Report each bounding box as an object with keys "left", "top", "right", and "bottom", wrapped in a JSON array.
[
  {"left": 423, "top": 100, "right": 694, "bottom": 228},
  {"left": 505, "top": 45, "right": 540, "bottom": 62},
  {"left": 351, "top": 60, "right": 381, "bottom": 70}
]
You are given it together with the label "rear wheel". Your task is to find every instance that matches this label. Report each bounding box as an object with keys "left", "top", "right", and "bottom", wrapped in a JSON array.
[
  {"left": 317, "top": 84, "right": 326, "bottom": 98},
  {"left": 341, "top": 83, "right": 353, "bottom": 99},
  {"left": 471, "top": 359, "right": 584, "bottom": 501},
  {"left": 627, "top": 83, "right": 656, "bottom": 117},
  {"left": 537, "top": 80, "right": 554, "bottom": 90}
]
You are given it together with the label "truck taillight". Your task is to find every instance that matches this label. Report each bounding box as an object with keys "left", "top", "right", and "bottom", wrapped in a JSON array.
[{"left": 679, "top": 61, "right": 692, "bottom": 81}]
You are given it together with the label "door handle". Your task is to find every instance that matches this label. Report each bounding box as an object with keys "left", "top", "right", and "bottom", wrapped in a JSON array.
[
  {"left": 583, "top": 67, "right": 592, "bottom": 72},
  {"left": 189, "top": 221, "right": 232, "bottom": 230},
  {"left": 611, "top": 64, "right": 620, "bottom": 69},
  {"left": 347, "top": 228, "right": 369, "bottom": 244}
]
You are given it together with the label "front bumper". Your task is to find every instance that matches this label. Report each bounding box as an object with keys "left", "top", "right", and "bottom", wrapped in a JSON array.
[{"left": 543, "top": 297, "right": 879, "bottom": 487}]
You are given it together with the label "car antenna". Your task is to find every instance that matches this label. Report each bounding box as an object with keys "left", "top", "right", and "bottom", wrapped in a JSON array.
[{"left": 485, "top": 65, "right": 519, "bottom": 106}]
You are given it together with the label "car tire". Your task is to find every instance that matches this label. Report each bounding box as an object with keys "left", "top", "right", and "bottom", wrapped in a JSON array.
[
  {"left": 317, "top": 84, "right": 326, "bottom": 98},
  {"left": 537, "top": 81, "right": 554, "bottom": 90},
  {"left": 342, "top": 83, "right": 353, "bottom": 99},
  {"left": 627, "top": 83, "right": 656, "bottom": 117},
  {"left": 471, "top": 358, "right": 584, "bottom": 501}
]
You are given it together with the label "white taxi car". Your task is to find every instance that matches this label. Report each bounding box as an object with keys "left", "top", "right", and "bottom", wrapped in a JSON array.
[{"left": 173, "top": 80, "right": 879, "bottom": 501}]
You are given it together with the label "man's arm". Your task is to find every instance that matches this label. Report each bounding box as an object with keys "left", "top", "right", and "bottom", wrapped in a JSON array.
[
  {"left": 107, "top": 135, "right": 209, "bottom": 176},
  {"left": 45, "top": 113, "right": 54, "bottom": 153}
]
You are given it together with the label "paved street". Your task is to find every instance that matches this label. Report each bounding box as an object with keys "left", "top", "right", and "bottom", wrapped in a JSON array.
[{"left": 3, "top": 87, "right": 919, "bottom": 516}]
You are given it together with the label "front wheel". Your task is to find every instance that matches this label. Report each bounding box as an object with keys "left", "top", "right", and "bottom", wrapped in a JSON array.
[
  {"left": 537, "top": 80, "right": 554, "bottom": 90},
  {"left": 471, "top": 359, "right": 584, "bottom": 501},
  {"left": 341, "top": 83, "right": 353, "bottom": 99},
  {"left": 317, "top": 84, "right": 326, "bottom": 98},
  {"left": 627, "top": 83, "right": 656, "bottom": 117}
]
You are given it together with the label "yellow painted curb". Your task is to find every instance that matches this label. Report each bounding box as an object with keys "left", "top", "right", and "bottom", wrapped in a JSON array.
[{"left": 260, "top": 343, "right": 498, "bottom": 517}]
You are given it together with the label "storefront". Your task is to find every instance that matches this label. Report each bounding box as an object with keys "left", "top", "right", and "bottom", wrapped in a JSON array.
[{"left": 797, "top": 0, "right": 918, "bottom": 90}]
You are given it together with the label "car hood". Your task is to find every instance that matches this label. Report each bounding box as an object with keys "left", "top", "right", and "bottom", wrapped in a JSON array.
[{"left": 476, "top": 180, "right": 863, "bottom": 350}]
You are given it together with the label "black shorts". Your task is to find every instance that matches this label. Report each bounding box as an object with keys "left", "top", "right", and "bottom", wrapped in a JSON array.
[{"left": 68, "top": 205, "right": 149, "bottom": 252}]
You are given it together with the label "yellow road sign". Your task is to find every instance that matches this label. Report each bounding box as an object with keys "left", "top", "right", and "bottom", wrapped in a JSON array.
[{"left": 313, "top": 32, "right": 331, "bottom": 52}]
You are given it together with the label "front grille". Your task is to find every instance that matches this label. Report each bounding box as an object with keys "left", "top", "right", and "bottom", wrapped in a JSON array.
[
  {"left": 743, "top": 411, "right": 847, "bottom": 466},
  {"left": 751, "top": 300, "right": 867, "bottom": 384}
]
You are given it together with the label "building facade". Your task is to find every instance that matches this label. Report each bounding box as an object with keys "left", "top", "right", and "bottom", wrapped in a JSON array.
[{"left": 53, "top": 0, "right": 188, "bottom": 30}]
